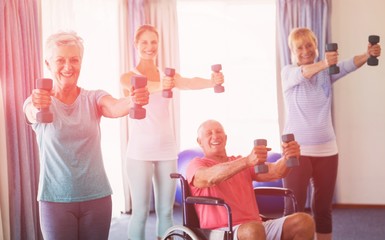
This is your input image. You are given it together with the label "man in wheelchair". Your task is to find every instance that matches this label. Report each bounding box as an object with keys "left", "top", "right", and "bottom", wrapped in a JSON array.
[{"left": 186, "top": 119, "right": 315, "bottom": 240}]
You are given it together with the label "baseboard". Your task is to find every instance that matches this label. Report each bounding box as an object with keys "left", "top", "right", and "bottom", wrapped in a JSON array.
[{"left": 332, "top": 204, "right": 385, "bottom": 209}]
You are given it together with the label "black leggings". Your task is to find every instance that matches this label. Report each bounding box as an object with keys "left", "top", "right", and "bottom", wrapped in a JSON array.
[{"left": 283, "top": 155, "right": 338, "bottom": 234}]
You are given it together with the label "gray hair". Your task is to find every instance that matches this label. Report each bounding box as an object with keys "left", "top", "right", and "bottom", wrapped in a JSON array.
[{"left": 44, "top": 31, "right": 84, "bottom": 61}]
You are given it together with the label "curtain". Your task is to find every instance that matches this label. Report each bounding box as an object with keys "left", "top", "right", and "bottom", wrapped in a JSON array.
[
  {"left": 276, "top": 0, "right": 331, "bottom": 132},
  {"left": 118, "top": 0, "right": 147, "bottom": 213},
  {"left": 0, "top": 0, "right": 43, "bottom": 239},
  {"left": 275, "top": 0, "right": 331, "bottom": 208},
  {"left": 276, "top": 0, "right": 331, "bottom": 68},
  {"left": 0, "top": 80, "right": 10, "bottom": 240},
  {"left": 119, "top": 0, "right": 179, "bottom": 212}
]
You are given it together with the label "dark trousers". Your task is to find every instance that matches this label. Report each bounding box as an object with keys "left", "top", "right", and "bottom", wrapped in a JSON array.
[{"left": 283, "top": 155, "right": 338, "bottom": 233}]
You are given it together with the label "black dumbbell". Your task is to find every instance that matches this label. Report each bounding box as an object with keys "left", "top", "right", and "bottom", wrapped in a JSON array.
[
  {"left": 36, "top": 78, "right": 53, "bottom": 123},
  {"left": 325, "top": 43, "right": 340, "bottom": 74},
  {"left": 162, "top": 68, "right": 175, "bottom": 98},
  {"left": 129, "top": 75, "right": 147, "bottom": 119},
  {"left": 367, "top": 35, "right": 380, "bottom": 66},
  {"left": 211, "top": 64, "right": 225, "bottom": 93},
  {"left": 253, "top": 139, "right": 269, "bottom": 174},
  {"left": 281, "top": 134, "right": 299, "bottom": 168}
]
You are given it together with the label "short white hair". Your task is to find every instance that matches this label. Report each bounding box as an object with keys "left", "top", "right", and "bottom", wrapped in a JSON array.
[{"left": 44, "top": 31, "right": 84, "bottom": 61}]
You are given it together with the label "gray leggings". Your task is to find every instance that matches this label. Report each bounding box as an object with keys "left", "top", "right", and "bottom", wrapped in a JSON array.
[
  {"left": 126, "top": 159, "right": 177, "bottom": 239},
  {"left": 39, "top": 196, "right": 112, "bottom": 240},
  {"left": 283, "top": 155, "right": 338, "bottom": 234}
]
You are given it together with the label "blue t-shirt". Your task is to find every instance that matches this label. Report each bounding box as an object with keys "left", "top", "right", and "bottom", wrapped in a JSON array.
[{"left": 26, "top": 88, "right": 112, "bottom": 202}]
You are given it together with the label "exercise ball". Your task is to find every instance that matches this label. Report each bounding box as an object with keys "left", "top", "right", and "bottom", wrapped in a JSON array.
[{"left": 175, "top": 148, "right": 204, "bottom": 205}]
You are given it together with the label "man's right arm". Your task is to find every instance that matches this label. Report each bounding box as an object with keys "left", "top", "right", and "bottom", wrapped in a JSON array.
[
  {"left": 254, "top": 140, "right": 300, "bottom": 182},
  {"left": 192, "top": 157, "right": 250, "bottom": 188}
]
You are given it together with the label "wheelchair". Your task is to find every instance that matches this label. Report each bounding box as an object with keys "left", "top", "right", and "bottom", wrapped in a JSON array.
[{"left": 162, "top": 173, "right": 298, "bottom": 240}]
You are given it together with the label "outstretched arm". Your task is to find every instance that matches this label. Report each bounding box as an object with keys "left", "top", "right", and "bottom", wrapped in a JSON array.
[
  {"left": 168, "top": 71, "right": 224, "bottom": 90},
  {"left": 120, "top": 72, "right": 134, "bottom": 97},
  {"left": 192, "top": 145, "right": 270, "bottom": 188},
  {"left": 193, "top": 157, "right": 250, "bottom": 188},
  {"left": 254, "top": 140, "right": 300, "bottom": 182},
  {"left": 301, "top": 51, "right": 338, "bottom": 79},
  {"left": 99, "top": 87, "right": 149, "bottom": 118},
  {"left": 353, "top": 42, "right": 381, "bottom": 68},
  {"left": 24, "top": 88, "right": 52, "bottom": 124}
]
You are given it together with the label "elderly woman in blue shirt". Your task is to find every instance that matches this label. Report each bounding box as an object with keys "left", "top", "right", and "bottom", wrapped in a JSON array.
[
  {"left": 23, "top": 31, "right": 149, "bottom": 240},
  {"left": 281, "top": 27, "right": 381, "bottom": 240}
]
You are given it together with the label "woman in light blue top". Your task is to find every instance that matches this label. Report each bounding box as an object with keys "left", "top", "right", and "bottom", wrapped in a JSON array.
[
  {"left": 23, "top": 31, "right": 149, "bottom": 240},
  {"left": 281, "top": 27, "right": 381, "bottom": 240}
]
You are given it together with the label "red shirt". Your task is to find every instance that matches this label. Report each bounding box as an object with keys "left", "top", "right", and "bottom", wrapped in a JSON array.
[{"left": 186, "top": 156, "right": 262, "bottom": 229}]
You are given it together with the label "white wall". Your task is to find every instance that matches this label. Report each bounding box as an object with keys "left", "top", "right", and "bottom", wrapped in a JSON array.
[{"left": 331, "top": 0, "right": 385, "bottom": 204}]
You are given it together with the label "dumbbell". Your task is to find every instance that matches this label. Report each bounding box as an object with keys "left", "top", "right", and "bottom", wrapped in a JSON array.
[
  {"left": 253, "top": 139, "right": 269, "bottom": 174},
  {"left": 162, "top": 68, "right": 175, "bottom": 98},
  {"left": 281, "top": 133, "right": 299, "bottom": 168},
  {"left": 129, "top": 75, "right": 147, "bottom": 119},
  {"left": 367, "top": 35, "right": 380, "bottom": 66},
  {"left": 325, "top": 43, "right": 340, "bottom": 74},
  {"left": 211, "top": 64, "right": 225, "bottom": 93},
  {"left": 36, "top": 78, "right": 53, "bottom": 123}
]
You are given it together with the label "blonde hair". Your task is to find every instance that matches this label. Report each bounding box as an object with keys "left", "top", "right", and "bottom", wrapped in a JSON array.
[
  {"left": 288, "top": 27, "right": 318, "bottom": 65},
  {"left": 44, "top": 31, "right": 84, "bottom": 61},
  {"left": 134, "top": 24, "right": 159, "bottom": 43}
]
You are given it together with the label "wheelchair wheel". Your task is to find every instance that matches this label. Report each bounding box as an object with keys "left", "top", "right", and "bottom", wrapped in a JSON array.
[{"left": 162, "top": 225, "right": 200, "bottom": 240}]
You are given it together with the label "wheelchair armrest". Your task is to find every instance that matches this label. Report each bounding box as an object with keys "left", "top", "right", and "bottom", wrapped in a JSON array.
[
  {"left": 254, "top": 186, "right": 298, "bottom": 215},
  {"left": 186, "top": 196, "right": 225, "bottom": 205},
  {"left": 254, "top": 186, "right": 294, "bottom": 197},
  {"left": 170, "top": 172, "right": 233, "bottom": 237},
  {"left": 185, "top": 196, "right": 233, "bottom": 236},
  {"left": 170, "top": 173, "right": 182, "bottom": 179}
]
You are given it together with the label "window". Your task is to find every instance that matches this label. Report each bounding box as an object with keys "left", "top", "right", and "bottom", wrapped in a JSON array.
[{"left": 177, "top": 0, "right": 279, "bottom": 154}]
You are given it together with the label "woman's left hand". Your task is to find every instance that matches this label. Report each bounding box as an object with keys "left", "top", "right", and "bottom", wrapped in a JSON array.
[{"left": 368, "top": 42, "right": 381, "bottom": 57}]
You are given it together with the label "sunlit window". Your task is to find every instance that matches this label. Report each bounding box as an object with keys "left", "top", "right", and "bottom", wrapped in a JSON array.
[{"left": 177, "top": 0, "right": 279, "bottom": 154}]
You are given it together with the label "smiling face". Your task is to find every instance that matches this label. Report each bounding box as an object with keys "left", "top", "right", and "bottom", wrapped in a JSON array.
[
  {"left": 135, "top": 30, "right": 159, "bottom": 60},
  {"left": 197, "top": 120, "right": 227, "bottom": 158},
  {"left": 45, "top": 44, "right": 82, "bottom": 90},
  {"left": 292, "top": 38, "right": 317, "bottom": 66},
  {"left": 288, "top": 28, "right": 319, "bottom": 66}
]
